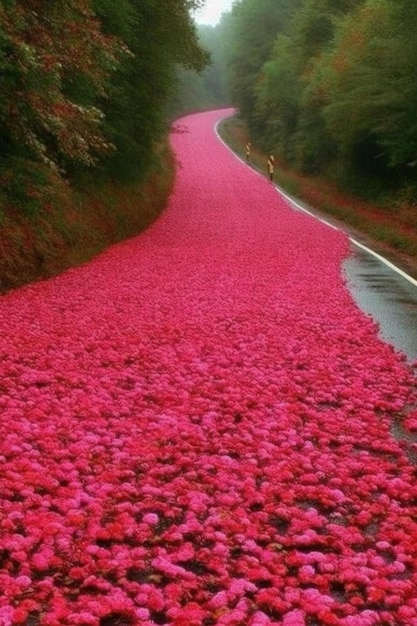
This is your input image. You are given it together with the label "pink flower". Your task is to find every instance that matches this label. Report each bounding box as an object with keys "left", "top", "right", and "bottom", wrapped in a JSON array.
[
  {"left": 298, "top": 565, "right": 315, "bottom": 582},
  {"left": 208, "top": 590, "right": 228, "bottom": 609},
  {"left": 168, "top": 602, "right": 206, "bottom": 625},
  {"left": 250, "top": 611, "right": 276, "bottom": 625},
  {"left": 66, "top": 612, "right": 97, "bottom": 625},
  {"left": 229, "top": 578, "right": 257, "bottom": 596},
  {"left": 0, "top": 107, "right": 415, "bottom": 624},
  {"left": 135, "top": 607, "right": 150, "bottom": 620},
  {"left": 283, "top": 610, "right": 307, "bottom": 626},
  {"left": 15, "top": 575, "right": 32, "bottom": 589}
]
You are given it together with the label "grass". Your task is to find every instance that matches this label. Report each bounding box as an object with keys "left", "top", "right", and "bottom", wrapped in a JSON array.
[{"left": 219, "top": 116, "right": 417, "bottom": 280}]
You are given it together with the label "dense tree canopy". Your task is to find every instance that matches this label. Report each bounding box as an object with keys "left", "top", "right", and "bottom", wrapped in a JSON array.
[
  {"left": 225, "top": 0, "right": 301, "bottom": 127},
  {"left": 0, "top": 0, "right": 207, "bottom": 209},
  {"left": 221, "top": 0, "right": 417, "bottom": 193},
  {"left": 93, "top": 0, "right": 208, "bottom": 181},
  {"left": 171, "top": 20, "right": 231, "bottom": 117},
  {"left": 0, "top": 0, "right": 125, "bottom": 170}
]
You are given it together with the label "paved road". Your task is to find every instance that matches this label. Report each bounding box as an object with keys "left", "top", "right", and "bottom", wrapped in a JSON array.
[
  {"left": 272, "top": 188, "right": 417, "bottom": 365},
  {"left": 344, "top": 248, "right": 417, "bottom": 363}
]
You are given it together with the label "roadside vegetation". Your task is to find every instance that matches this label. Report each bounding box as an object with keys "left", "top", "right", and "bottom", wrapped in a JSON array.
[
  {"left": 219, "top": 116, "right": 417, "bottom": 279},
  {"left": 0, "top": 145, "right": 175, "bottom": 293},
  {"left": 0, "top": 0, "right": 207, "bottom": 293},
  {"left": 189, "top": 0, "right": 417, "bottom": 279}
]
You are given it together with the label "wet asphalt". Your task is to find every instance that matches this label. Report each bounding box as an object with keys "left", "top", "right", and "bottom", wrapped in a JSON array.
[{"left": 344, "top": 245, "right": 417, "bottom": 363}]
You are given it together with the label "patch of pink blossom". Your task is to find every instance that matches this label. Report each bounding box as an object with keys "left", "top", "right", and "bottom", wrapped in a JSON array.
[{"left": 0, "top": 108, "right": 416, "bottom": 624}]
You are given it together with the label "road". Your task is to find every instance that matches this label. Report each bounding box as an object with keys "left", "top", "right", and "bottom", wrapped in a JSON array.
[
  {"left": 275, "top": 183, "right": 417, "bottom": 365},
  {"left": 218, "top": 116, "right": 417, "bottom": 364},
  {"left": 345, "top": 247, "right": 417, "bottom": 363},
  {"left": 0, "top": 108, "right": 417, "bottom": 624}
]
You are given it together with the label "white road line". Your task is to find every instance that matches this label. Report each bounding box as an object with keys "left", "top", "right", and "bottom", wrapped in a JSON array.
[
  {"left": 276, "top": 186, "right": 340, "bottom": 231},
  {"left": 215, "top": 116, "right": 417, "bottom": 289},
  {"left": 350, "top": 239, "right": 417, "bottom": 288},
  {"left": 276, "top": 187, "right": 417, "bottom": 288}
]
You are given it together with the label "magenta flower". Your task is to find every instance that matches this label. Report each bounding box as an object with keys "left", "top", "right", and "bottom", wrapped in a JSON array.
[
  {"left": 142, "top": 512, "right": 160, "bottom": 526},
  {"left": 0, "top": 108, "right": 416, "bottom": 623}
]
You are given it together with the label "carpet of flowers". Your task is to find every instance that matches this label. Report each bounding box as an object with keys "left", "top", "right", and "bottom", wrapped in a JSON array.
[{"left": 1, "top": 109, "right": 417, "bottom": 626}]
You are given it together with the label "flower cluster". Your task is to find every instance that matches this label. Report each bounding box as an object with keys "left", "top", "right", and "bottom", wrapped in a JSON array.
[{"left": 0, "top": 109, "right": 416, "bottom": 625}]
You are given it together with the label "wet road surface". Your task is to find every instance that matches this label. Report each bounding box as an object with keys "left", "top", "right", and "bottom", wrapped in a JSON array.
[{"left": 344, "top": 246, "right": 417, "bottom": 363}]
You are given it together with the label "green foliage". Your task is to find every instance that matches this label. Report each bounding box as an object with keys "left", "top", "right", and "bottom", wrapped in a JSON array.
[
  {"left": 92, "top": 0, "right": 209, "bottom": 182},
  {"left": 224, "top": 0, "right": 302, "bottom": 125},
  {"left": 171, "top": 22, "right": 231, "bottom": 118},
  {"left": 311, "top": 0, "right": 417, "bottom": 181},
  {"left": 0, "top": 0, "right": 126, "bottom": 172},
  {"left": 0, "top": 156, "right": 67, "bottom": 216},
  {"left": 254, "top": 35, "right": 301, "bottom": 158},
  {"left": 222, "top": 0, "right": 417, "bottom": 196},
  {"left": 0, "top": 0, "right": 208, "bottom": 210}
]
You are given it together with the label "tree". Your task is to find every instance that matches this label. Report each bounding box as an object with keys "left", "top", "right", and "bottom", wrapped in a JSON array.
[
  {"left": 93, "top": 0, "right": 209, "bottom": 182},
  {"left": 254, "top": 35, "right": 301, "bottom": 159},
  {"left": 314, "top": 0, "right": 417, "bottom": 180},
  {"left": 224, "top": 0, "right": 301, "bottom": 129},
  {"left": 171, "top": 22, "right": 231, "bottom": 118},
  {"left": 0, "top": 0, "right": 126, "bottom": 172},
  {"left": 286, "top": 0, "right": 362, "bottom": 174},
  {"left": 252, "top": 0, "right": 367, "bottom": 174}
]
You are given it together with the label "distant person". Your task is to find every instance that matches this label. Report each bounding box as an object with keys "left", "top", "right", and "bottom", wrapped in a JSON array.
[
  {"left": 267, "top": 154, "right": 275, "bottom": 182},
  {"left": 246, "top": 142, "right": 251, "bottom": 161}
]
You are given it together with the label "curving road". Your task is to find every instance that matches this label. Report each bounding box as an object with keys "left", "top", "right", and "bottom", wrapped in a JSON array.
[
  {"left": 225, "top": 124, "right": 417, "bottom": 365},
  {"left": 1, "top": 109, "right": 417, "bottom": 625}
]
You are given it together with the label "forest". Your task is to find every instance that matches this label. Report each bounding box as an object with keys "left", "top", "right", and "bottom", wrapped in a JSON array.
[
  {"left": 0, "top": 0, "right": 207, "bottom": 290},
  {"left": 0, "top": 0, "right": 208, "bottom": 196},
  {"left": 1, "top": 0, "right": 417, "bottom": 290},
  {"left": 183, "top": 0, "right": 417, "bottom": 198}
]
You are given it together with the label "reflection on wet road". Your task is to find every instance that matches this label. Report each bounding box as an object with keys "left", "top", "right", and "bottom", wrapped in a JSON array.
[{"left": 344, "top": 245, "right": 417, "bottom": 363}]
